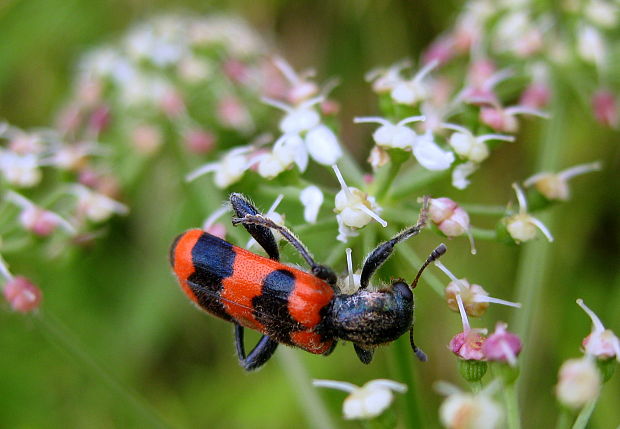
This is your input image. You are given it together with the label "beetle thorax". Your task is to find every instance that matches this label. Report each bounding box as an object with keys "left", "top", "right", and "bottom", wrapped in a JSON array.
[{"left": 328, "top": 287, "right": 413, "bottom": 347}]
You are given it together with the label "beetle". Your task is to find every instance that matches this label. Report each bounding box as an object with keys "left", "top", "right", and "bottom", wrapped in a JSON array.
[{"left": 169, "top": 193, "right": 446, "bottom": 371}]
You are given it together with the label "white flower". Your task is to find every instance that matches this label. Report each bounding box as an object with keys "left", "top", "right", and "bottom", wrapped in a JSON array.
[
  {"left": 443, "top": 123, "right": 514, "bottom": 163},
  {"left": 186, "top": 147, "right": 251, "bottom": 188},
  {"left": 452, "top": 162, "right": 478, "bottom": 190},
  {"left": 556, "top": 357, "right": 601, "bottom": 409},
  {"left": 305, "top": 125, "right": 342, "bottom": 166},
  {"left": 333, "top": 165, "right": 386, "bottom": 233},
  {"left": 5, "top": 190, "right": 76, "bottom": 235},
  {"left": 412, "top": 131, "right": 455, "bottom": 171},
  {"left": 390, "top": 60, "right": 438, "bottom": 106},
  {"left": 438, "top": 387, "right": 503, "bottom": 429},
  {"left": 73, "top": 185, "right": 128, "bottom": 223},
  {"left": 300, "top": 186, "right": 323, "bottom": 223},
  {"left": 263, "top": 97, "right": 342, "bottom": 166},
  {"left": 577, "top": 299, "right": 620, "bottom": 361},
  {"left": 366, "top": 59, "right": 411, "bottom": 94},
  {"left": 313, "top": 379, "right": 407, "bottom": 420},
  {"left": 505, "top": 184, "right": 554, "bottom": 243},
  {"left": 354, "top": 115, "right": 425, "bottom": 149},
  {"left": 585, "top": 0, "right": 618, "bottom": 28},
  {"left": 523, "top": 161, "right": 601, "bottom": 201},
  {"left": 577, "top": 25, "right": 606, "bottom": 69},
  {"left": 0, "top": 151, "right": 42, "bottom": 187},
  {"left": 257, "top": 134, "right": 308, "bottom": 179}
]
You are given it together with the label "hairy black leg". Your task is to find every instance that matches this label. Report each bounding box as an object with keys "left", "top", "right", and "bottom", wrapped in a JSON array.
[
  {"left": 359, "top": 198, "right": 430, "bottom": 289},
  {"left": 234, "top": 324, "right": 279, "bottom": 371},
  {"left": 230, "top": 193, "right": 280, "bottom": 261},
  {"left": 354, "top": 344, "right": 374, "bottom": 364},
  {"left": 409, "top": 325, "right": 428, "bottom": 362},
  {"left": 232, "top": 214, "right": 337, "bottom": 286}
]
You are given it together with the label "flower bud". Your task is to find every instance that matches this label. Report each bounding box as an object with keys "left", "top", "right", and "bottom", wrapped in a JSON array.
[
  {"left": 591, "top": 90, "right": 618, "bottom": 129},
  {"left": 524, "top": 162, "right": 601, "bottom": 202},
  {"left": 429, "top": 198, "right": 470, "bottom": 237},
  {"left": 304, "top": 125, "right": 342, "bottom": 166},
  {"left": 0, "top": 152, "right": 42, "bottom": 187},
  {"left": 300, "top": 186, "right": 323, "bottom": 224},
  {"left": 577, "top": 299, "right": 620, "bottom": 362},
  {"left": 450, "top": 330, "right": 487, "bottom": 361},
  {"left": 19, "top": 207, "right": 60, "bottom": 236},
  {"left": 132, "top": 124, "right": 163, "bottom": 155},
  {"left": 482, "top": 322, "right": 522, "bottom": 366},
  {"left": 504, "top": 184, "right": 553, "bottom": 243},
  {"left": 556, "top": 357, "right": 601, "bottom": 409},
  {"left": 183, "top": 129, "right": 215, "bottom": 154},
  {"left": 3, "top": 276, "right": 42, "bottom": 313}
]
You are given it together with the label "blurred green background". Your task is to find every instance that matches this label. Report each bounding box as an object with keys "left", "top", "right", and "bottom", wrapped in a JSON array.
[{"left": 1, "top": 0, "right": 619, "bottom": 428}]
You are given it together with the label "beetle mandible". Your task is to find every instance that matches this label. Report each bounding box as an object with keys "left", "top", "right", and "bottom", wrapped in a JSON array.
[{"left": 169, "top": 193, "right": 446, "bottom": 370}]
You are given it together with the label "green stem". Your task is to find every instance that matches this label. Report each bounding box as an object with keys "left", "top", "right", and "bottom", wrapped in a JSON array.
[
  {"left": 339, "top": 149, "right": 366, "bottom": 188},
  {"left": 555, "top": 408, "right": 574, "bottom": 429},
  {"left": 390, "top": 167, "right": 449, "bottom": 199},
  {"left": 277, "top": 348, "right": 336, "bottom": 429},
  {"left": 391, "top": 337, "right": 425, "bottom": 429},
  {"left": 459, "top": 203, "right": 507, "bottom": 216},
  {"left": 470, "top": 226, "right": 498, "bottom": 241},
  {"left": 36, "top": 312, "right": 170, "bottom": 428},
  {"left": 572, "top": 398, "right": 598, "bottom": 429},
  {"left": 469, "top": 380, "right": 483, "bottom": 393},
  {"left": 503, "top": 382, "right": 522, "bottom": 429},
  {"left": 373, "top": 157, "right": 404, "bottom": 201}
]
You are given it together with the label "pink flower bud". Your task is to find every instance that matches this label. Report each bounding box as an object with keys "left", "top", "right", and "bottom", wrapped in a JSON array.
[
  {"left": 467, "top": 60, "right": 496, "bottom": 89},
  {"left": 480, "top": 107, "right": 518, "bottom": 133},
  {"left": 3, "top": 276, "right": 42, "bottom": 313},
  {"left": 482, "top": 322, "right": 522, "bottom": 366},
  {"left": 19, "top": 206, "right": 59, "bottom": 236},
  {"left": 222, "top": 59, "right": 248, "bottom": 84},
  {"left": 592, "top": 90, "right": 618, "bottom": 128},
  {"left": 160, "top": 91, "right": 186, "bottom": 118},
  {"left": 287, "top": 81, "right": 319, "bottom": 105},
  {"left": 320, "top": 99, "right": 340, "bottom": 116},
  {"left": 429, "top": 198, "right": 470, "bottom": 237},
  {"left": 9, "top": 134, "right": 44, "bottom": 155},
  {"left": 88, "top": 105, "right": 110, "bottom": 135},
  {"left": 450, "top": 330, "right": 487, "bottom": 361},
  {"left": 205, "top": 223, "right": 227, "bottom": 240},
  {"left": 519, "top": 83, "right": 550, "bottom": 109},
  {"left": 131, "top": 124, "right": 162, "bottom": 155},
  {"left": 184, "top": 129, "right": 215, "bottom": 154},
  {"left": 423, "top": 37, "right": 456, "bottom": 66},
  {"left": 577, "top": 299, "right": 620, "bottom": 361},
  {"left": 217, "top": 97, "right": 252, "bottom": 131}
]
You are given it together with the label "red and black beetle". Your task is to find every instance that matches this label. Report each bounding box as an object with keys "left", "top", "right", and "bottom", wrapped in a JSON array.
[{"left": 169, "top": 193, "right": 445, "bottom": 370}]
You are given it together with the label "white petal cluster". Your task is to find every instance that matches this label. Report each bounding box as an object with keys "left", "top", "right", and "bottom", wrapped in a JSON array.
[
  {"left": 313, "top": 379, "right": 407, "bottom": 420},
  {"left": 185, "top": 147, "right": 251, "bottom": 188},
  {"left": 299, "top": 186, "right": 323, "bottom": 223},
  {"left": 73, "top": 185, "right": 129, "bottom": 223},
  {"left": 413, "top": 131, "right": 455, "bottom": 171},
  {"left": 556, "top": 357, "right": 601, "bottom": 409},
  {"left": 439, "top": 390, "right": 503, "bottom": 429},
  {"left": 0, "top": 151, "right": 42, "bottom": 188}
]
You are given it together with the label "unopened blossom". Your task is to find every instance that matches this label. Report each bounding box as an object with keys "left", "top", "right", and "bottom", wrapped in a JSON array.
[
  {"left": 3, "top": 276, "right": 42, "bottom": 313},
  {"left": 186, "top": 147, "right": 252, "bottom": 188},
  {"left": 429, "top": 197, "right": 476, "bottom": 253},
  {"left": 444, "top": 123, "right": 514, "bottom": 163},
  {"left": 132, "top": 124, "right": 163, "bottom": 155},
  {"left": 300, "top": 186, "right": 323, "bottom": 224},
  {"left": 73, "top": 185, "right": 129, "bottom": 223},
  {"left": 577, "top": 299, "right": 620, "bottom": 361},
  {"left": 5, "top": 190, "right": 76, "bottom": 236},
  {"left": 333, "top": 165, "right": 386, "bottom": 242},
  {"left": 523, "top": 162, "right": 601, "bottom": 201},
  {"left": 354, "top": 115, "right": 424, "bottom": 150},
  {"left": 504, "top": 183, "right": 554, "bottom": 243},
  {"left": 480, "top": 104, "right": 548, "bottom": 133},
  {"left": 8, "top": 133, "right": 44, "bottom": 155},
  {"left": 305, "top": 125, "right": 342, "bottom": 166},
  {"left": 591, "top": 90, "right": 618, "bottom": 128},
  {"left": 519, "top": 82, "right": 550, "bottom": 109},
  {"left": 389, "top": 60, "right": 438, "bottom": 106},
  {"left": 412, "top": 131, "right": 455, "bottom": 171},
  {"left": 482, "top": 322, "right": 522, "bottom": 366},
  {"left": 556, "top": 357, "right": 601, "bottom": 409},
  {"left": 437, "top": 382, "right": 503, "bottom": 429},
  {"left": 183, "top": 129, "right": 215, "bottom": 154},
  {"left": 452, "top": 162, "right": 478, "bottom": 190},
  {"left": 313, "top": 379, "right": 406, "bottom": 420},
  {"left": 216, "top": 96, "right": 253, "bottom": 132},
  {"left": 0, "top": 151, "right": 42, "bottom": 187},
  {"left": 461, "top": 63, "right": 511, "bottom": 106}
]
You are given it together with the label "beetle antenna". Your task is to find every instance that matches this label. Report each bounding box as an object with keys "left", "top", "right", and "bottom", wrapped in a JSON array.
[
  {"left": 407, "top": 243, "right": 446, "bottom": 362},
  {"left": 411, "top": 243, "right": 447, "bottom": 290}
]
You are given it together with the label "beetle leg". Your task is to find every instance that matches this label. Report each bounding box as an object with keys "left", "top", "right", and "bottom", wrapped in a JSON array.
[
  {"left": 409, "top": 326, "right": 428, "bottom": 362},
  {"left": 234, "top": 324, "right": 279, "bottom": 371},
  {"left": 230, "top": 193, "right": 280, "bottom": 261},
  {"left": 232, "top": 213, "right": 338, "bottom": 286},
  {"left": 359, "top": 197, "right": 429, "bottom": 289},
  {"left": 354, "top": 344, "right": 374, "bottom": 364}
]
